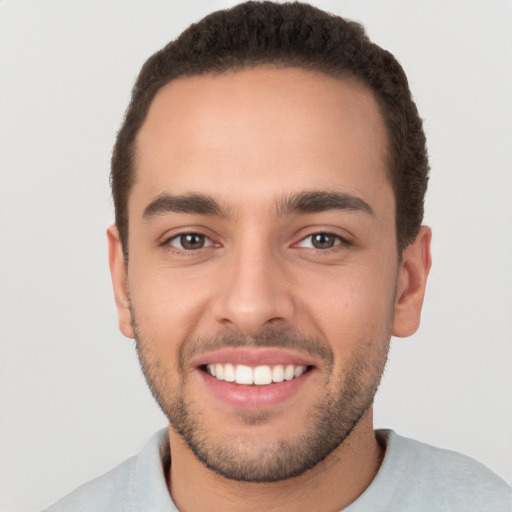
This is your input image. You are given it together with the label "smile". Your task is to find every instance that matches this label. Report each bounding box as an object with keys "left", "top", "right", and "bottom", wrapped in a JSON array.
[
  {"left": 204, "top": 363, "right": 309, "bottom": 385},
  {"left": 192, "top": 347, "right": 318, "bottom": 409}
]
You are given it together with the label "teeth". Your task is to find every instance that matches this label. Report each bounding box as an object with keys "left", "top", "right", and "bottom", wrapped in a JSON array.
[
  {"left": 284, "top": 365, "right": 295, "bottom": 381},
  {"left": 215, "top": 363, "right": 224, "bottom": 380},
  {"left": 294, "top": 365, "right": 306, "bottom": 378},
  {"left": 224, "top": 363, "right": 235, "bottom": 382},
  {"left": 254, "top": 365, "right": 272, "bottom": 385},
  {"left": 206, "top": 364, "right": 308, "bottom": 385},
  {"left": 235, "top": 365, "right": 254, "bottom": 385},
  {"left": 272, "top": 365, "right": 285, "bottom": 383}
]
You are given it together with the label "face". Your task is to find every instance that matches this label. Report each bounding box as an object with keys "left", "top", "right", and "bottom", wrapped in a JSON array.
[{"left": 109, "top": 67, "right": 430, "bottom": 482}]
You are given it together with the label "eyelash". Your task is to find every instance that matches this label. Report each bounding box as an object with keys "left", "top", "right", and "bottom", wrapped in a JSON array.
[
  {"left": 161, "top": 230, "right": 351, "bottom": 253},
  {"left": 295, "top": 231, "right": 352, "bottom": 251},
  {"left": 163, "top": 232, "right": 215, "bottom": 252}
]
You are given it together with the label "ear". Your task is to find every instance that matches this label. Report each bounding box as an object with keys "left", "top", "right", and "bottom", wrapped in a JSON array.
[
  {"left": 392, "top": 226, "right": 432, "bottom": 338},
  {"left": 107, "top": 225, "right": 134, "bottom": 339}
]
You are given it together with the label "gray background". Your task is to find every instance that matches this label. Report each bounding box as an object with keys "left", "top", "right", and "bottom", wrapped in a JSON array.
[{"left": 1, "top": 1, "right": 511, "bottom": 510}]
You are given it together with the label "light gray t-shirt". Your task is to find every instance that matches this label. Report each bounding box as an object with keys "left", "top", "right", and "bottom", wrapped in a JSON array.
[{"left": 43, "top": 428, "right": 511, "bottom": 511}]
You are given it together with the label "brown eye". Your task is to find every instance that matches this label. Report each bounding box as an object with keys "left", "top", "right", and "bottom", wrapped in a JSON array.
[
  {"left": 295, "top": 232, "right": 345, "bottom": 250},
  {"left": 311, "top": 233, "right": 337, "bottom": 249},
  {"left": 181, "top": 234, "right": 205, "bottom": 249},
  {"left": 169, "top": 233, "right": 211, "bottom": 250}
]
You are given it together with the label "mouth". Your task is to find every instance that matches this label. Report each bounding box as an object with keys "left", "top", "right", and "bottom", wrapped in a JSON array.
[
  {"left": 201, "top": 363, "right": 311, "bottom": 385},
  {"left": 192, "top": 348, "right": 317, "bottom": 410}
]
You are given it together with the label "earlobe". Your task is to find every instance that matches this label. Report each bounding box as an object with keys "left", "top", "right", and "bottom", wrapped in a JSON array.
[
  {"left": 107, "top": 225, "right": 134, "bottom": 339},
  {"left": 392, "top": 226, "right": 432, "bottom": 338}
]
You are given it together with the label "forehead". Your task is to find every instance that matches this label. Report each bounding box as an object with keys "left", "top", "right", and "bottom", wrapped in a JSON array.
[{"left": 132, "top": 66, "right": 391, "bottom": 218}]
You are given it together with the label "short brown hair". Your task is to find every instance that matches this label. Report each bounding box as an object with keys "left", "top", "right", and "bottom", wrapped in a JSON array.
[{"left": 111, "top": 1, "right": 428, "bottom": 258}]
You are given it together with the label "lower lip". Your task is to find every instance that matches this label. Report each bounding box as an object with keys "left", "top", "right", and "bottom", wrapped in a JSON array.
[{"left": 196, "top": 369, "right": 314, "bottom": 410}]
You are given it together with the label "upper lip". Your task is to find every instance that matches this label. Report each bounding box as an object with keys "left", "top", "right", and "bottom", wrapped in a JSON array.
[{"left": 190, "top": 347, "right": 318, "bottom": 369}]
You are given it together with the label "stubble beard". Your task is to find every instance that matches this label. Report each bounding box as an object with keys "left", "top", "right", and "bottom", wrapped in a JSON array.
[{"left": 132, "top": 307, "right": 391, "bottom": 483}]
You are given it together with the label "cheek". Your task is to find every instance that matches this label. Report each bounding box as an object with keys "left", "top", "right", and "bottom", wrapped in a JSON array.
[
  {"left": 298, "top": 261, "right": 397, "bottom": 352},
  {"left": 127, "top": 264, "right": 213, "bottom": 345}
]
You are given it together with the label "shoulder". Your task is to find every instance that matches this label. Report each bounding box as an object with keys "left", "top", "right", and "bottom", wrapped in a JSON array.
[
  {"left": 375, "top": 430, "right": 511, "bottom": 511},
  {"left": 42, "top": 428, "right": 175, "bottom": 512},
  {"left": 42, "top": 455, "right": 138, "bottom": 512}
]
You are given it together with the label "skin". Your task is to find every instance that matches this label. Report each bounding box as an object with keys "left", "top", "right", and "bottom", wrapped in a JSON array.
[{"left": 108, "top": 67, "right": 431, "bottom": 511}]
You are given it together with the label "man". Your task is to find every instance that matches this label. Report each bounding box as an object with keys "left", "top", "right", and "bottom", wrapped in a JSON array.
[{"left": 44, "top": 2, "right": 510, "bottom": 511}]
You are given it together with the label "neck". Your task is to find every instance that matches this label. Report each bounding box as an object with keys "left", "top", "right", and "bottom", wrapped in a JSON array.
[{"left": 167, "top": 409, "right": 384, "bottom": 512}]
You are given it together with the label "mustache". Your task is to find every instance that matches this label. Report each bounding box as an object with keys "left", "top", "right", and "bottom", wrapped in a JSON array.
[{"left": 179, "top": 327, "right": 334, "bottom": 368}]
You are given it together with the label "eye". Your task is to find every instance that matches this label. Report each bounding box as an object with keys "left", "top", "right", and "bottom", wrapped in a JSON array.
[
  {"left": 167, "top": 233, "right": 213, "bottom": 250},
  {"left": 297, "top": 232, "right": 345, "bottom": 250}
]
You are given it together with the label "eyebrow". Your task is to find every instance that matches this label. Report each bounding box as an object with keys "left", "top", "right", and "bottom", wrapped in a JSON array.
[
  {"left": 143, "top": 193, "right": 229, "bottom": 219},
  {"left": 142, "top": 190, "right": 374, "bottom": 220},
  {"left": 275, "top": 191, "right": 374, "bottom": 216}
]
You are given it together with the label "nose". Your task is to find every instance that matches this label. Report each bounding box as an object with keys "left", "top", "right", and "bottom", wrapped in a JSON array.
[{"left": 213, "top": 239, "right": 295, "bottom": 335}]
